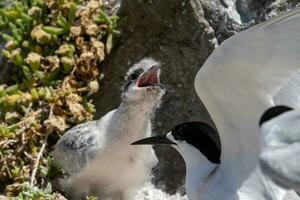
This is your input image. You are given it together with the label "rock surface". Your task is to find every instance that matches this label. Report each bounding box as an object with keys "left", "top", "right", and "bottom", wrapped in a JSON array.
[{"left": 93, "top": 0, "right": 300, "bottom": 197}]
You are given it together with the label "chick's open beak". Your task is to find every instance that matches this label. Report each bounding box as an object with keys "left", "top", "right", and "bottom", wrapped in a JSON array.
[{"left": 137, "top": 65, "right": 161, "bottom": 87}]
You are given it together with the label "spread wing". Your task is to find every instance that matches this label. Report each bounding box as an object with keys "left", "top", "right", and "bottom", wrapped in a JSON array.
[
  {"left": 195, "top": 7, "right": 300, "bottom": 197},
  {"left": 53, "top": 121, "right": 104, "bottom": 174}
]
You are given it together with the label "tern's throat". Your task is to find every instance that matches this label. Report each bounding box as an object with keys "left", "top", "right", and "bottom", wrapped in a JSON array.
[
  {"left": 113, "top": 100, "right": 158, "bottom": 141},
  {"left": 119, "top": 96, "right": 159, "bottom": 119},
  {"left": 180, "top": 144, "right": 218, "bottom": 200}
]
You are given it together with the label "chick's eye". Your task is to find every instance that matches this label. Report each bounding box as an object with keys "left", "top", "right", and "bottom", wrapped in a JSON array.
[
  {"left": 128, "top": 69, "right": 143, "bottom": 81},
  {"left": 130, "top": 73, "right": 138, "bottom": 80}
]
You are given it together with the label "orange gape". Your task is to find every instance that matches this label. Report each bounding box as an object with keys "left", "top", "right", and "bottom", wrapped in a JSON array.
[{"left": 138, "top": 66, "right": 160, "bottom": 87}]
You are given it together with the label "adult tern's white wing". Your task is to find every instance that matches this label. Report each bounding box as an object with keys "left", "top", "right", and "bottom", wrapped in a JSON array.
[{"left": 195, "top": 7, "right": 300, "bottom": 198}]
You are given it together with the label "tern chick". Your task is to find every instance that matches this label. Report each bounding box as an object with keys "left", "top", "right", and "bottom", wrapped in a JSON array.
[{"left": 53, "top": 58, "right": 165, "bottom": 199}]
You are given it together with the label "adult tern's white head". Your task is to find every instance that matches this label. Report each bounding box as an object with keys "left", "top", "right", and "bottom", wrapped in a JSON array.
[{"left": 132, "top": 122, "right": 221, "bottom": 200}]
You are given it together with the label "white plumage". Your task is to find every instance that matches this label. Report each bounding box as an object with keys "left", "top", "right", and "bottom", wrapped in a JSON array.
[
  {"left": 259, "top": 106, "right": 300, "bottom": 194},
  {"left": 53, "top": 58, "right": 165, "bottom": 199}
]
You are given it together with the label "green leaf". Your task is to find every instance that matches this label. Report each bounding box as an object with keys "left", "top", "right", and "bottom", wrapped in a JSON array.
[
  {"left": 12, "top": 52, "right": 23, "bottom": 66},
  {"left": 4, "top": 10, "right": 19, "bottom": 19},
  {"left": 2, "top": 49, "right": 11, "bottom": 58},
  {"left": 45, "top": 68, "right": 60, "bottom": 84},
  {"left": 43, "top": 26, "right": 66, "bottom": 35},
  {"left": 15, "top": 19, "right": 26, "bottom": 32},
  {"left": 30, "top": 88, "right": 39, "bottom": 100},
  {"left": 22, "top": 65, "right": 32, "bottom": 80},
  {"left": 10, "top": 22, "right": 22, "bottom": 42},
  {"left": 0, "top": 124, "right": 10, "bottom": 136},
  {"left": 57, "top": 15, "right": 68, "bottom": 27},
  {"left": 2, "top": 33, "right": 14, "bottom": 41},
  {"left": 44, "top": 87, "right": 52, "bottom": 101},
  {"left": 35, "top": 70, "right": 45, "bottom": 80},
  {"left": 68, "top": 3, "right": 77, "bottom": 24},
  {"left": 33, "top": 0, "right": 45, "bottom": 7},
  {"left": 86, "top": 102, "right": 96, "bottom": 113},
  {"left": 5, "top": 84, "right": 19, "bottom": 94},
  {"left": 0, "top": 102, "right": 6, "bottom": 118},
  {"left": 99, "top": 10, "right": 113, "bottom": 27},
  {"left": 21, "top": 13, "right": 32, "bottom": 22}
]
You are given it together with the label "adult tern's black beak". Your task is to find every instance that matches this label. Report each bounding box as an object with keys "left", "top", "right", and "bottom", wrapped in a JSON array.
[{"left": 131, "top": 134, "right": 176, "bottom": 145}]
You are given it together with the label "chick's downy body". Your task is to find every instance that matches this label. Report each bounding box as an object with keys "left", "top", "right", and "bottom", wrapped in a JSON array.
[{"left": 53, "top": 58, "right": 165, "bottom": 199}]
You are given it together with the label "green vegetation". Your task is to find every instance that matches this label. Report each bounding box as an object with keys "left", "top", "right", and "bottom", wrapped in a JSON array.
[
  {"left": 0, "top": 0, "right": 118, "bottom": 198},
  {"left": 4, "top": 182, "right": 67, "bottom": 200}
]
